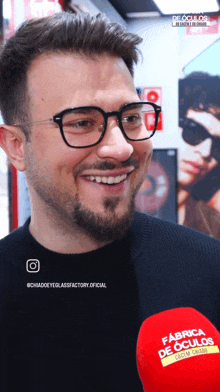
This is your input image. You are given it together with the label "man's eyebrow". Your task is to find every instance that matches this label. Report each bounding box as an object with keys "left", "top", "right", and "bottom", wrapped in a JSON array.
[
  {"left": 53, "top": 106, "right": 96, "bottom": 116},
  {"left": 119, "top": 101, "right": 142, "bottom": 111},
  {"left": 68, "top": 107, "right": 98, "bottom": 114},
  {"left": 57, "top": 101, "right": 142, "bottom": 114}
]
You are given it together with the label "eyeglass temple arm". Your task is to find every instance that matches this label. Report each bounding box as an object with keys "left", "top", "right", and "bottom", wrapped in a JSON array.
[{"left": 13, "top": 118, "right": 54, "bottom": 127}]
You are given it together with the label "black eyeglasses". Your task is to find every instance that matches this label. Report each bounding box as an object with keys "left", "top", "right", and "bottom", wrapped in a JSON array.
[
  {"left": 14, "top": 102, "right": 161, "bottom": 148},
  {"left": 179, "top": 117, "right": 220, "bottom": 161}
]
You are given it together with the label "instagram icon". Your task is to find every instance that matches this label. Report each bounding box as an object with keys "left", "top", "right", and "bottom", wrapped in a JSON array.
[{"left": 26, "top": 259, "right": 40, "bottom": 273}]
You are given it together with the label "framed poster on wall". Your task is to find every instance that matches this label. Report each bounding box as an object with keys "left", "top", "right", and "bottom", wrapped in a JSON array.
[{"left": 178, "top": 39, "right": 220, "bottom": 239}]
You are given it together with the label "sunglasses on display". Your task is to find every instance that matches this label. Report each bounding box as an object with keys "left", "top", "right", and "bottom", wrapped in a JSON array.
[{"left": 179, "top": 117, "right": 220, "bottom": 161}]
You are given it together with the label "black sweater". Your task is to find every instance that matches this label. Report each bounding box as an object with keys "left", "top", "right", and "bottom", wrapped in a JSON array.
[{"left": 0, "top": 212, "right": 220, "bottom": 391}]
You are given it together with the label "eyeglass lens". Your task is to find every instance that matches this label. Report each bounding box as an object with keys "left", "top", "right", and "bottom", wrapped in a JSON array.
[
  {"left": 61, "top": 103, "right": 157, "bottom": 147},
  {"left": 180, "top": 118, "right": 220, "bottom": 161}
]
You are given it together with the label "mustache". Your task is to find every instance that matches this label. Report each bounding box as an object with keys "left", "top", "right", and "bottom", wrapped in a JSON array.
[{"left": 74, "top": 157, "right": 140, "bottom": 179}]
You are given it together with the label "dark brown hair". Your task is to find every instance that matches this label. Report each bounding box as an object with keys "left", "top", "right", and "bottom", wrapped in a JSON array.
[
  {"left": 179, "top": 72, "right": 220, "bottom": 120},
  {"left": 0, "top": 12, "right": 142, "bottom": 139}
]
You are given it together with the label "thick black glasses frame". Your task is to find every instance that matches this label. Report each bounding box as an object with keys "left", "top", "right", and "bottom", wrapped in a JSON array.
[{"left": 53, "top": 101, "right": 161, "bottom": 149}]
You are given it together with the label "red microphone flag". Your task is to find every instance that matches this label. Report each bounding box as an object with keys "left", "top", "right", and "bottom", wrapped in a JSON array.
[{"left": 136, "top": 307, "right": 220, "bottom": 391}]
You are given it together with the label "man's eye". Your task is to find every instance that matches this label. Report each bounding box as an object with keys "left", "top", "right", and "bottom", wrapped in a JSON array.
[
  {"left": 122, "top": 114, "right": 143, "bottom": 126},
  {"left": 65, "top": 120, "right": 93, "bottom": 128},
  {"left": 63, "top": 119, "right": 98, "bottom": 136},
  {"left": 123, "top": 115, "right": 141, "bottom": 123}
]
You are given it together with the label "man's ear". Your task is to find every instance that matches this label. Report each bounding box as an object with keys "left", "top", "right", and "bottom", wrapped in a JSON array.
[{"left": 0, "top": 125, "right": 26, "bottom": 171}]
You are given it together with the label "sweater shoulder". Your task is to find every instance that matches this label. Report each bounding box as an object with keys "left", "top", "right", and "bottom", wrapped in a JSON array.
[
  {"left": 131, "top": 212, "right": 220, "bottom": 260},
  {"left": 0, "top": 222, "right": 29, "bottom": 259}
]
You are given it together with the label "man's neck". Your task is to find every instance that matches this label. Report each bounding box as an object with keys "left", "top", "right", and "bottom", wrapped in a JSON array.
[{"left": 29, "top": 208, "right": 111, "bottom": 254}]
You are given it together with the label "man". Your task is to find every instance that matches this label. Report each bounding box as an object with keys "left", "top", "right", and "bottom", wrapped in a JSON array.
[
  {"left": 178, "top": 72, "right": 220, "bottom": 238},
  {"left": 0, "top": 13, "right": 220, "bottom": 391}
]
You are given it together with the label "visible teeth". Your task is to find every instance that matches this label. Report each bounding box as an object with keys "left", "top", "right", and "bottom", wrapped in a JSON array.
[
  {"left": 115, "top": 176, "right": 121, "bottom": 183},
  {"left": 107, "top": 177, "right": 114, "bottom": 184},
  {"left": 87, "top": 173, "right": 127, "bottom": 184}
]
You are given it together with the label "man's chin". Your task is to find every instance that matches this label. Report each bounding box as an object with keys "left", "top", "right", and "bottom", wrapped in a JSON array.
[{"left": 73, "top": 195, "right": 136, "bottom": 243}]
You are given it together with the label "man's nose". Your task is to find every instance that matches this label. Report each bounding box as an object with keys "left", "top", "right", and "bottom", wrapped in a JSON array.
[
  {"left": 96, "top": 118, "right": 134, "bottom": 161},
  {"left": 196, "top": 138, "right": 212, "bottom": 158}
]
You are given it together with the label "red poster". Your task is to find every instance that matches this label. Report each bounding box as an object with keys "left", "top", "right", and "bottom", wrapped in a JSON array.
[
  {"left": 143, "top": 87, "right": 162, "bottom": 106},
  {"left": 186, "top": 15, "right": 219, "bottom": 35},
  {"left": 143, "top": 87, "right": 163, "bottom": 131},
  {"left": 24, "top": 0, "right": 63, "bottom": 19},
  {"left": 144, "top": 112, "right": 163, "bottom": 131}
]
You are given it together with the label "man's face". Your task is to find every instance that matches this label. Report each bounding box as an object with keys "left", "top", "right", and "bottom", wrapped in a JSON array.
[
  {"left": 25, "top": 53, "right": 152, "bottom": 242},
  {"left": 178, "top": 108, "right": 219, "bottom": 188}
]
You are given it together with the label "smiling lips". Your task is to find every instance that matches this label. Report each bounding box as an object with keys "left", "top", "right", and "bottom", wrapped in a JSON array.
[
  {"left": 82, "top": 166, "right": 135, "bottom": 186},
  {"left": 86, "top": 173, "right": 128, "bottom": 185}
]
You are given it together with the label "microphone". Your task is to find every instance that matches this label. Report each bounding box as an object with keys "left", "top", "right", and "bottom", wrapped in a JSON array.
[{"left": 136, "top": 307, "right": 220, "bottom": 391}]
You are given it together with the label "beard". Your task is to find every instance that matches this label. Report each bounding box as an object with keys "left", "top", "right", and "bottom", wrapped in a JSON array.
[
  {"left": 29, "top": 186, "right": 136, "bottom": 243},
  {"left": 73, "top": 192, "right": 136, "bottom": 242},
  {"left": 25, "top": 153, "right": 142, "bottom": 244}
]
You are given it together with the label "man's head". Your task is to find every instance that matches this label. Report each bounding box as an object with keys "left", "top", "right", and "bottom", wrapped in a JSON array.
[
  {"left": 0, "top": 12, "right": 142, "bottom": 139},
  {"left": 0, "top": 12, "right": 154, "bottom": 246},
  {"left": 178, "top": 72, "right": 220, "bottom": 188}
]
